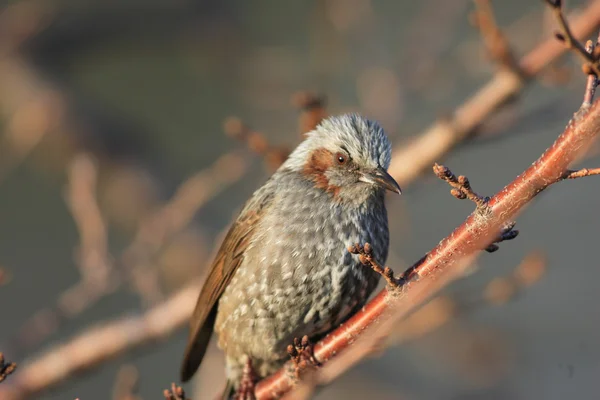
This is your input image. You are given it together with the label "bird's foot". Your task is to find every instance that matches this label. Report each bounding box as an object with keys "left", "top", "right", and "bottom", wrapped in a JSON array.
[
  {"left": 287, "top": 335, "right": 321, "bottom": 379},
  {"left": 234, "top": 358, "right": 257, "bottom": 400}
]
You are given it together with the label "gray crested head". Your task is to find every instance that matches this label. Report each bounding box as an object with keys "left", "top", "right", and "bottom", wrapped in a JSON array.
[{"left": 281, "top": 113, "right": 400, "bottom": 203}]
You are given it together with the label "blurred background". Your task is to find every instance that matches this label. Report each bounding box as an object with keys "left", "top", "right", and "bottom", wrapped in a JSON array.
[{"left": 0, "top": 0, "right": 599, "bottom": 399}]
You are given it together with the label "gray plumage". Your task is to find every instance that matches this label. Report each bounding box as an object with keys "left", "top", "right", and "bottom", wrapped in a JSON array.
[{"left": 181, "top": 114, "right": 398, "bottom": 389}]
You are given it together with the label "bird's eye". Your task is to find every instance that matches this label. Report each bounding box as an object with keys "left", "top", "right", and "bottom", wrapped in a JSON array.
[{"left": 335, "top": 152, "right": 347, "bottom": 165}]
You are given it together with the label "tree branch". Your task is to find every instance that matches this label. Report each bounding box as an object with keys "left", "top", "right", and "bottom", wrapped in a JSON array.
[
  {"left": 255, "top": 45, "right": 600, "bottom": 400},
  {"left": 387, "top": 0, "right": 600, "bottom": 186}
]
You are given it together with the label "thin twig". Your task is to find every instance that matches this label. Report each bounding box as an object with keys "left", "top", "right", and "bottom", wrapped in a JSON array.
[
  {"left": 387, "top": 1, "right": 600, "bottom": 186},
  {"left": 471, "top": 0, "right": 521, "bottom": 74},
  {"left": 255, "top": 28, "right": 600, "bottom": 400},
  {"left": 348, "top": 243, "right": 399, "bottom": 288},
  {"left": 433, "top": 163, "right": 489, "bottom": 208},
  {"left": 0, "top": 354, "right": 16, "bottom": 384},
  {"left": 545, "top": 0, "right": 600, "bottom": 77},
  {"left": 562, "top": 167, "right": 600, "bottom": 179}
]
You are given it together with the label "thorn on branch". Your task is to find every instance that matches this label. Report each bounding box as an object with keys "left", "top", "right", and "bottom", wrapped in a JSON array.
[
  {"left": 286, "top": 335, "right": 321, "bottom": 379},
  {"left": 0, "top": 353, "right": 17, "bottom": 383},
  {"left": 163, "top": 383, "right": 189, "bottom": 400},
  {"left": 545, "top": 0, "right": 600, "bottom": 78},
  {"left": 223, "top": 117, "right": 289, "bottom": 170},
  {"left": 348, "top": 243, "right": 400, "bottom": 288},
  {"left": 562, "top": 167, "right": 600, "bottom": 180},
  {"left": 291, "top": 92, "right": 327, "bottom": 137},
  {"left": 433, "top": 164, "right": 489, "bottom": 209}
]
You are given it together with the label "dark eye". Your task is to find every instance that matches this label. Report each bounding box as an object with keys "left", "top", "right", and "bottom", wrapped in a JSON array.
[{"left": 335, "top": 152, "right": 347, "bottom": 165}]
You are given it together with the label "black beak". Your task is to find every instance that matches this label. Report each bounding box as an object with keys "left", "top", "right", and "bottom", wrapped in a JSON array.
[{"left": 360, "top": 166, "right": 402, "bottom": 194}]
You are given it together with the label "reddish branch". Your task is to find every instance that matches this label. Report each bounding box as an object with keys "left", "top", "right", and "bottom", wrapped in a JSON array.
[
  {"left": 255, "top": 30, "right": 600, "bottom": 400},
  {"left": 256, "top": 91, "right": 600, "bottom": 400},
  {"left": 387, "top": 0, "right": 600, "bottom": 186}
]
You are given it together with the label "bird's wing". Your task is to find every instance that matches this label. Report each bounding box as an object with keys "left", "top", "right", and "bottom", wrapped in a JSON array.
[{"left": 180, "top": 187, "right": 274, "bottom": 382}]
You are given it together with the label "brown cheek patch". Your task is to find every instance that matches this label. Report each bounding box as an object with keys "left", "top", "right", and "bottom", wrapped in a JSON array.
[{"left": 302, "top": 148, "right": 341, "bottom": 197}]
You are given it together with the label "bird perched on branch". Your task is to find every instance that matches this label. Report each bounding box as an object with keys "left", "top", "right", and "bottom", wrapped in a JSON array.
[{"left": 181, "top": 114, "right": 400, "bottom": 398}]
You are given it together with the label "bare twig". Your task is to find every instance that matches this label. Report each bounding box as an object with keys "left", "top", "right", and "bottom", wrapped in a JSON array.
[
  {"left": 387, "top": 1, "right": 600, "bottom": 186},
  {"left": 255, "top": 33, "right": 600, "bottom": 400},
  {"left": 0, "top": 354, "right": 16, "bottom": 383},
  {"left": 433, "top": 163, "right": 489, "bottom": 208},
  {"left": 545, "top": 0, "right": 600, "bottom": 77},
  {"left": 581, "top": 39, "right": 599, "bottom": 109},
  {"left": 561, "top": 167, "right": 600, "bottom": 179},
  {"left": 471, "top": 0, "right": 521, "bottom": 74},
  {"left": 348, "top": 243, "right": 399, "bottom": 288},
  {"left": 433, "top": 163, "right": 518, "bottom": 253}
]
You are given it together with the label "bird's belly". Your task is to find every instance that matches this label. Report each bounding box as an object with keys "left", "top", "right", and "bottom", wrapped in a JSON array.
[
  {"left": 215, "top": 257, "right": 379, "bottom": 378},
  {"left": 214, "top": 200, "right": 387, "bottom": 378}
]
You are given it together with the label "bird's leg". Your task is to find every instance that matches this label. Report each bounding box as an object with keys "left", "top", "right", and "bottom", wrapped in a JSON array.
[
  {"left": 235, "top": 358, "right": 257, "bottom": 400},
  {"left": 287, "top": 335, "right": 321, "bottom": 379}
]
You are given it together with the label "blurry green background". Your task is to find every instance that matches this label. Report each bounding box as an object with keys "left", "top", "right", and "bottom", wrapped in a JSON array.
[{"left": 0, "top": 0, "right": 599, "bottom": 399}]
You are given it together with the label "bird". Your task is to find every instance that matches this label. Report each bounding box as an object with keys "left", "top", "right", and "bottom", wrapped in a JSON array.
[{"left": 180, "top": 113, "right": 400, "bottom": 397}]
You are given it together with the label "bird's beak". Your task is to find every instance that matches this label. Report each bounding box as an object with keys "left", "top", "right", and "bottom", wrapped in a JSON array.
[{"left": 359, "top": 166, "right": 402, "bottom": 194}]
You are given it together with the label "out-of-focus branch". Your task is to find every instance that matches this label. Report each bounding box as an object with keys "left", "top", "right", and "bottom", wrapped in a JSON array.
[
  {"left": 224, "top": 118, "right": 289, "bottom": 171},
  {"left": 61, "top": 155, "right": 115, "bottom": 314},
  {"left": 112, "top": 365, "right": 142, "bottom": 400},
  {"left": 122, "top": 150, "right": 249, "bottom": 305},
  {"left": 291, "top": 91, "right": 328, "bottom": 136},
  {"left": 387, "top": 0, "right": 600, "bottom": 187},
  {"left": 471, "top": 0, "right": 520, "bottom": 73},
  {"left": 0, "top": 280, "right": 200, "bottom": 400},
  {"left": 5, "top": 151, "right": 248, "bottom": 355}
]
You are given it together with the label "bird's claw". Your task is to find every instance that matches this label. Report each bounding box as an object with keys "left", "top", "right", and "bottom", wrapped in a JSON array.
[{"left": 234, "top": 358, "right": 257, "bottom": 400}]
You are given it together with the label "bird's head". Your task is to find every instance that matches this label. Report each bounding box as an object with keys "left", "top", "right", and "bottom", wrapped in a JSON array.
[{"left": 284, "top": 114, "right": 400, "bottom": 204}]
